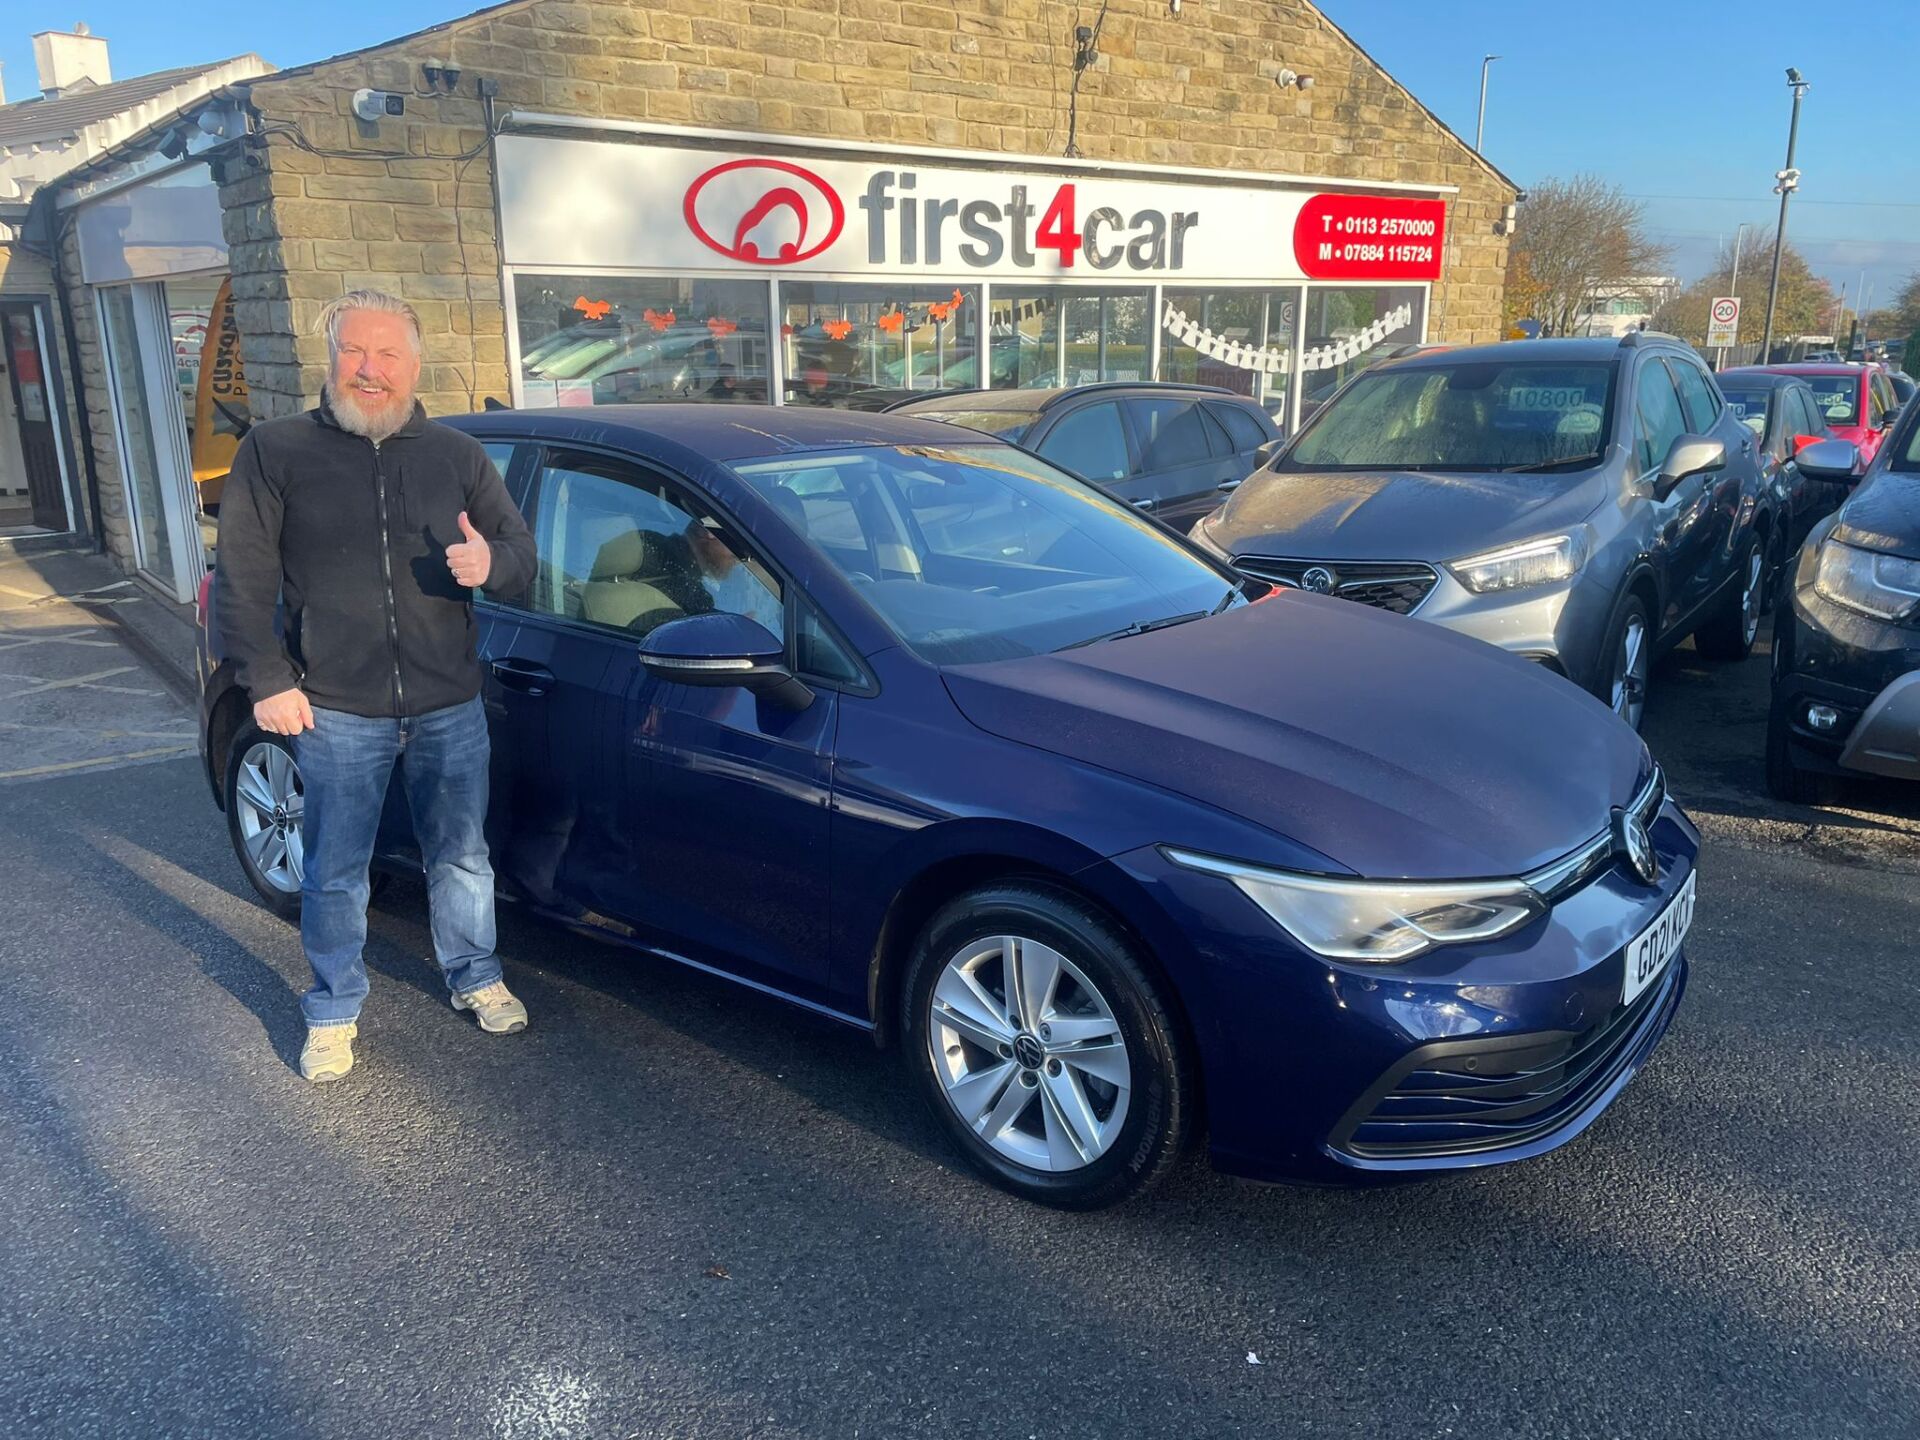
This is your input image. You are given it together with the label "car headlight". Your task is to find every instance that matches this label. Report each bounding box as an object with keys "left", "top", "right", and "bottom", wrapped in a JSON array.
[
  {"left": 1813, "top": 539, "right": 1920, "bottom": 621},
  {"left": 1163, "top": 849, "right": 1546, "bottom": 962},
  {"left": 1449, "top": 531, "right": 1589, "bottom": 594}
]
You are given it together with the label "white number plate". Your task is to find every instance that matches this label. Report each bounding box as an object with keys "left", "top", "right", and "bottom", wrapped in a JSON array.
[{"left": 1623, "top": 868, "right": 1695, "bottom": 1005}]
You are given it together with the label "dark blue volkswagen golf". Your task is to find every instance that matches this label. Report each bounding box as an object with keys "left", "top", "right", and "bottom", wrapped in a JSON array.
[{"left": 198, "top": 405, "right": 1696, "bottom": 1209}]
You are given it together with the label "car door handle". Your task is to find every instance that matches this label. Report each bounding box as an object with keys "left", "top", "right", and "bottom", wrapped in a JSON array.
[
  {"left": 1132, "top": 498, "right": 1155, "bottom": 510},
  {"left": 489, "top": 657, "right": 554, "bottom": 696}
]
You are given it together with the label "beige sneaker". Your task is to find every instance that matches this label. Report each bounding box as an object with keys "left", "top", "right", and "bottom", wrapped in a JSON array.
[
  {"left": 299, "top": 1022, "right": 358, "bottom": 1083},
  {"left": 451, "top": 980, "right": 528, "bottom": 1035}
]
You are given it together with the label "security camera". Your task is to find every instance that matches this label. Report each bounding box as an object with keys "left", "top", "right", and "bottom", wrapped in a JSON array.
[
  {"left": 351, "top": 88, "right": 406, "bottom": 123},
  {"left": 1297, "top": 73, "right": 1315, "bottom": 90}
]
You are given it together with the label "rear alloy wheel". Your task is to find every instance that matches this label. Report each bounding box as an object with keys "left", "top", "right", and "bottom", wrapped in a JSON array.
[
  {"left": 904, "top": 883, "right": 1192, "bottom": 1210},
  {"left": 1695, "top": 537, "right": 1766, "bottom": 661},
  {"left": 226, "top": 730, "right": 305, "bottom": 917},
  {"left": 1601, "top": 594, "right": 1653, "bottom": 731}
]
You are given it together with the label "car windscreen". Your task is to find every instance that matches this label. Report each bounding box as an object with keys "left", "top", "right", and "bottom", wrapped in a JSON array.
[
  {"left": 1804, "top": 375, "right": 1860, "bottom": 426},
  {"left": 1278, "top": 361, "right": 1614, "bottom": 473},
  {"left": 1719, "top": 387, "right": 1773, "bottom": 439},
  {"left": 730, "top": 444, "right": 1238, "bottom": 665},
  {"left": 911, "top": 409, "right": 1037, "bottom": 441}
]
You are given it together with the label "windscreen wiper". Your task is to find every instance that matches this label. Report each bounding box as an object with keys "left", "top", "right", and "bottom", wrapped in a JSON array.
[
  {"left": 1500, "top": 453, "right": 1604, "bottom": 473},
  {"left": 1062, "top": 609, "right": 1212, "bottom": 650}
]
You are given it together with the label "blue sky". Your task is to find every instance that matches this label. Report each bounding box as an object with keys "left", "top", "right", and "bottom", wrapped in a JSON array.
[{"left": 7, "top": 1, "right": 1917, "bottom": 305}]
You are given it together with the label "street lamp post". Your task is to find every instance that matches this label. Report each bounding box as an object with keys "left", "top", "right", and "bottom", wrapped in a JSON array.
[
  {"left": 1476, "top": 55, "right": 1500, "bottom": 153},
  {"left": 1721, "top": 222, "right": 1748, "bottom": 369},
  {"left": 1759, "top": 68, "right": 1809, "bottom": 364}
]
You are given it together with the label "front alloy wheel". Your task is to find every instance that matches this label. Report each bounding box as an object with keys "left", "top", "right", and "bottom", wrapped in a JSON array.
[
  {"left": 1609, "top": 602, "right": 1651, "bottom": 730},
  {"left": 228, "top": 732, "right": 304, "bottom": 915},
  {"left": 928, "top": 935, "right": 1132, "bottom": 1172}
]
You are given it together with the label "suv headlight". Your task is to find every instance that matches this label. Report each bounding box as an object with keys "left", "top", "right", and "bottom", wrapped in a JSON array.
[
  {"left": 1814, "top": 540, "right": 1920, "bottom": 621},
  {"left": 1163, "top": 850, "right": 1546, "bottom": 962},
  {"left": 1449, "top": 531, "right": 1589, "bottom": 594}
]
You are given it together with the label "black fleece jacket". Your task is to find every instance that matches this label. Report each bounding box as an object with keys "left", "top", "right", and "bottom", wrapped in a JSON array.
[{"left": 213, "top": 399, "right": 534, "bottom": 718}]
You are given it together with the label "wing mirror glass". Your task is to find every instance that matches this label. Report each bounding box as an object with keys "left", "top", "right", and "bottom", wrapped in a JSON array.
[{"left": 1793, "top": 437, "right": 1861, "bottom": 482}]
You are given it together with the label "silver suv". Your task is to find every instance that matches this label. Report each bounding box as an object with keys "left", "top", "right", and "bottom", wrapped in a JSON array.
[{"left": 1191, "top": 335, "right": 1779, "bottom": 728}]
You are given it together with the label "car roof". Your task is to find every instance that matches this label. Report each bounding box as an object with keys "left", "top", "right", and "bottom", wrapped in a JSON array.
[
  {"left": 1742, "top": 363, "right": 1868, "bottom": 378},
  {"left": 892, "top": 380, "right": 1244, "bottom": 416},
  {"left": 1374, "top": 336, "right": 1636, "bottom": 368},
  {"left": 444, "top": 402, "right": 990, "bottom": 463}
]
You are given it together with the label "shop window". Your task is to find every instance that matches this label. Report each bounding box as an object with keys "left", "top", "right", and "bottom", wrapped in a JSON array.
[
  {"left": 780, "top": 282, "right": 982, "bottom": 407},
  {"left": 1160, "top": 287, "right": 1298, "bottom": 421},
  {"left": 1298, "top": 286, "right": 1426, "bottom": 419},
  {"left": 990, "top": 289, "right": 1151, "bottom": 390},
  {"left": 513, "top": 275, "right": 772, "bottom": 406}
]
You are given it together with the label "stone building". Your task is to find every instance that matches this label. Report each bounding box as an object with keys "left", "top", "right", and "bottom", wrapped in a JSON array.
[{"left": 20, "top": 0, "right": 1517, "bottom": 601}]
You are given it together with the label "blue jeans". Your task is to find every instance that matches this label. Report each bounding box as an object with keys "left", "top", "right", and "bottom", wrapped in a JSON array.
[{"left": 293, "top": 695, "right": 500, "bottom": 1026}]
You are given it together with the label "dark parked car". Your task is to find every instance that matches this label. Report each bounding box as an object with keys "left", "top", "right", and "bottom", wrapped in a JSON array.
[
  {"left": 1193, "top": 335, "right": 1779, "bottom": 729},
  {"left": 1768, "top": 407, "right": 1920, "bottom": 803},
  {"left": 890, "top": 382, "right": 1282, "bottom": 532},
  {"left": 1714, "top": 369, "right": 1848, "bottom": 553},
  {"left": 199, "top": 405, "right": 1696, "bottom": 1209}
]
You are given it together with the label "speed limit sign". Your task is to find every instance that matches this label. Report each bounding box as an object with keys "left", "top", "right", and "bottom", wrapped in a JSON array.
[{"left": 1708, "top": 296, "right": 1741, "bottom": 347}]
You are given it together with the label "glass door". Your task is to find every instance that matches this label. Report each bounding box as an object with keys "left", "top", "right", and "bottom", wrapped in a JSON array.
[{"left": 99, "top": 282, "right": 205, "bottom": 602}]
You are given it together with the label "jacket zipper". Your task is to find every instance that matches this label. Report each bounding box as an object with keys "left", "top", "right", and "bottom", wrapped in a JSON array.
[{"left": 371, "top": 439, "right": 408, "bottom": 716}]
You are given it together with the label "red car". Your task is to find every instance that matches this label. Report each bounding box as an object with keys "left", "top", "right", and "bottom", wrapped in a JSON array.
[{"left": 1728, "top": 363, "right": 1904, "bottom": 467}]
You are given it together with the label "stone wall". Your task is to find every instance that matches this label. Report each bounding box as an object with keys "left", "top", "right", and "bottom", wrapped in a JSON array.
[{"left": 228, "top": 0, "right": 1516, "bottom": 419}]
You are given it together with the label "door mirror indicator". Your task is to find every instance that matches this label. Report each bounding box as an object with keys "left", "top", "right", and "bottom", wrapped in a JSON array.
[{"left": 639, "top": 613, "right": 814, "bottom": 711}]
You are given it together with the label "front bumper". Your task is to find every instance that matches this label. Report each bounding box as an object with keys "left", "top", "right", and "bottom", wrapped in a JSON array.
[
  {"left": 1101, "top": 800, "right": 1699, "bottom": 1185},
  {"left": 1771, "top": 539, "right": 1920, "bottom": 779}
]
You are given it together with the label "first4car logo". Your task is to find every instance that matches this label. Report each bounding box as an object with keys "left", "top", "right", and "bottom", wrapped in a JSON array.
[
  {"left": 683, "top": 158, "right": 847, "bottom": 265},
  {"left": 682, "top": 159, "right": 1201, "bottom": 271}
]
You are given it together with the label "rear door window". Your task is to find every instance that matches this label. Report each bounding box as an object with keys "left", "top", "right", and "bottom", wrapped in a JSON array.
[
  {"left": 1124, "top": 398, "right": 1218, "bottom": 473},
  {"left": 1206, "top": 401, "right": 1271, "bottom": 452},
  {"left": 1664, "top": 357, "right": 1720, "bottom": 434},
  {"left": 1034, "top": 402, "right": 1130, "bottom": 482}
]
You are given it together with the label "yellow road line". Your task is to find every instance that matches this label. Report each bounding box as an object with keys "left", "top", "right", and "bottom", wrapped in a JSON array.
[{"left": 0, "top": 744, "right": 194, "bottom": 780}]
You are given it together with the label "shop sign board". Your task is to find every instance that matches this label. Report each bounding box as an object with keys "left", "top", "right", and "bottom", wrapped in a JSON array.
[{"left": 497, "top": 135, "right": 1447, "bottom": 285}]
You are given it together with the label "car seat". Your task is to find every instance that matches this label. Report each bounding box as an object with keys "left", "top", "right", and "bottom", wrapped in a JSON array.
[{"left": 579, "top": 529, "right": 686, "bottom": 633}]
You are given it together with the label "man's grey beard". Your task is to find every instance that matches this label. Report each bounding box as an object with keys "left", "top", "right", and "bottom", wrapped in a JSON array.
[{"left": 325, "top": 377, "right": 415, "bottom": 442}]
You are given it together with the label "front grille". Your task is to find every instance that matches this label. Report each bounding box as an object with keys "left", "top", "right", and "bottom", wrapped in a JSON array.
[
  {"left": 1331, "top": 961, "right": 1682, "bottom": 1161},
  {"left": 1233, "top": 556, "right": 1438, "bottom": 614}
]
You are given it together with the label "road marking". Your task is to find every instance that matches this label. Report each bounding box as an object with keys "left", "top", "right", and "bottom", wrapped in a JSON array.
[{"left": 0, "top": 744, "right": 195, "bottom": 780}]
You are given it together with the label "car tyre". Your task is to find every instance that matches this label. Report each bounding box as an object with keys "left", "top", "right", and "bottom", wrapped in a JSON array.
[
  {"left": 1765, "top": 704, "right": 1830, "bottom": 805},
  {"left": 1594, "top": 591, "right": 1653, "bottom": 731},
  {"left": 902, "top": 882, "right": 1193, "bottom": 1210},
  {"left": 1695, "top": 536, "right": 1765, "bottom": 661}
]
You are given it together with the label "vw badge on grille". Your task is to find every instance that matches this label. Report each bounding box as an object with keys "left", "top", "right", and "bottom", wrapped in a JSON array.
[
  {"left": 1301, "top": 566, "right": 1337, "bottom": 593},
  {"left": 1613, "top": 809, "right": 1659, "bottom": 885}
]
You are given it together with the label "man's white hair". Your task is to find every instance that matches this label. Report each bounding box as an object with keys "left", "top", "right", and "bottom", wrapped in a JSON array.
[{"left": 319, "top": 289, "right": 423, "bottom": 360}]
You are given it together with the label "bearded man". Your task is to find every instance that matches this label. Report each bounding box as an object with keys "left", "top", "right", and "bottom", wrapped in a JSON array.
[{"left": 214, "top": 290, "right": 536, "bottom": 1081}]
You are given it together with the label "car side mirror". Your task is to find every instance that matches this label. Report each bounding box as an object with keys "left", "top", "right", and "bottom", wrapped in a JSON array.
[
  {"left": 1253, "top": 439, "right": 1283, "bottom": 469},
  {"left": 1790, "top": 433, "right": 1824, "bottom": 456},
  {"left": 1653, "top": 434, "right": 1725, "bottom": 501},
  {"left": 639, "top": 612, "right": 814, "bottom": 711},
  {"left": 1793, "top": 437, "right": 1861, "bottom": 482},
  {"left": 1883, "top": 405, "right": 1903, "bottom": 428}
]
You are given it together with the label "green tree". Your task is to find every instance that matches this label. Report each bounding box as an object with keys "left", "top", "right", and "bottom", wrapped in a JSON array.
[{"left": 1652, "top": 231, "right": 1837, "bottom": 350}]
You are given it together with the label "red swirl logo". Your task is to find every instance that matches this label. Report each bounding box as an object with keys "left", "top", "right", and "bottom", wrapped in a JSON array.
[{"left": 683, "top": 158, "right": 845, "bottom": 266}]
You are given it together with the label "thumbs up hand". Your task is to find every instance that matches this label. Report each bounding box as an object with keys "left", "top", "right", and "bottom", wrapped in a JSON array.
[{"left": 446, "top": 511, "right": 492, "bottom": 590}]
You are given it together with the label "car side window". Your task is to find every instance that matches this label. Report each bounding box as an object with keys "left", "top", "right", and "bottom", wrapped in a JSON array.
[
  {"left": 525, "top": 452, "right": 784, "bottom": 642},
  {"left": 474, "top": 442, "right": 528, "bottom": 608},
  {"left": 1664, "top": 357, "right": 1720, "bottom": 434},
  {"left": 1125, "top": 398, "right": 1217, "bottom": 472},
  {"left": 1634, "top": 360, "right": 1689, "bottom": 476},
  {"left": 1207, "top": 401, "right": 1270, "bottom": 452},
  {"left": 1869, "top": 375, "right": 1890, "bottom": 426},
  {"left": 1791, "top": 388, "right": 1822, "bottom": 440},
  {"left": 1035, "top": 402, "right": 1130, "bottom": 482}
]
